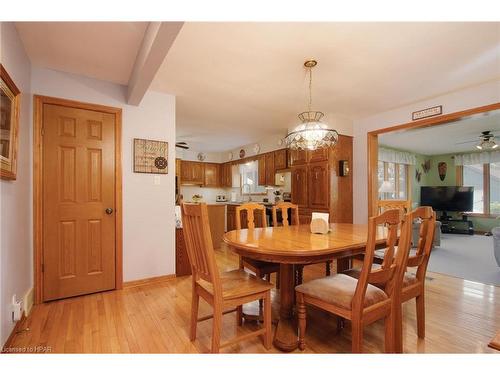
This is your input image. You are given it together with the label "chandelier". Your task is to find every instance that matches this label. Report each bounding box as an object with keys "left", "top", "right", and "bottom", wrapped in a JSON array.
[{"left": 285, "top": 60, "right": 338, "bottom": 151}]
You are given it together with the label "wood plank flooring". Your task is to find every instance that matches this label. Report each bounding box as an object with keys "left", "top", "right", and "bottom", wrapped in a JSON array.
[{"left": 4, "top": 245, "right": 499, "bottom": 353}]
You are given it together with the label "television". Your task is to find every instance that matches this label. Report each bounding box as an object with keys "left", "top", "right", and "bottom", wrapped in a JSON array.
[{"left": 420, "top": 186, "right": 473, "bottom": 212}]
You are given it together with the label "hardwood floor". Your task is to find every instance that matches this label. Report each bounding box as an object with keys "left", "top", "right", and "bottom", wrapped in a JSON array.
[{"left": 5, "top": 245, "right": 499, "bottom": 353}]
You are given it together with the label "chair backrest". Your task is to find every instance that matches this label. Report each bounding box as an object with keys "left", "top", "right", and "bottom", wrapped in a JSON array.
[
  {"left": 272, "top": 202, "right": 299, "bottom": 227},
  {"left": 181, "top": 203, "right": 222, "bottom": 294},
  {"left": 378, "top": 199, "right": 411, "bottom": 215},
  {"left": 353, "top": 208, "right": 412, "bottom": 312},
  {"left": 236, "top": 203, "right": 267, "bottom": 230},
  {"left": 405, "top": 206, "right": 436, "bottom": 284}
]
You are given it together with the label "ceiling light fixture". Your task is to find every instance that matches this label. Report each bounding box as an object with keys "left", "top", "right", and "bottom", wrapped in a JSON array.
[
  {"left": 285, "top": 60, "right": 338, "bottom": 151},
  {"left": 476, "top": 131, "right": 499, "bottom": 150}
]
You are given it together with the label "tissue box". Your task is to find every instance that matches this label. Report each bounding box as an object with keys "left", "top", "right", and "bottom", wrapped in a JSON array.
[{"left": 310, "top": 212, "right": 330, "bottom": 234}]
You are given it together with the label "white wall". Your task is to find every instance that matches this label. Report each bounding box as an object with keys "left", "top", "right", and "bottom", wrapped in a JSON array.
[
  {"left": 0, "top": 22, "right": 33, "bottom": 346},
  {"left": 31, "top": 67, "right": 177, "bottom": 283},
  {"left": 353, "top": 80, "right": 500, "bottom": 224}
]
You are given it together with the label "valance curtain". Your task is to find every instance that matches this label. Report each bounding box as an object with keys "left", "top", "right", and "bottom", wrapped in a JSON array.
[
  {"left": 378, "top": 147, "right": 416, "bottom": 165},
  {"left": 454, "top": 151, "right": 500, "bottom": 166}
]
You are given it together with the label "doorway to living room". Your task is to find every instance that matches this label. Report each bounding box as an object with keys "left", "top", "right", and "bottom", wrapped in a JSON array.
[{"left": 368, "top": 103, "right": 500, "bottom": 286}]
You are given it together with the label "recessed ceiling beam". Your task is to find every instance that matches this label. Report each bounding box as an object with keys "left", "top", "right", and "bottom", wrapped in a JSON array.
[{"left": 127, "top": 21, "right": 183, "bottom": 105}]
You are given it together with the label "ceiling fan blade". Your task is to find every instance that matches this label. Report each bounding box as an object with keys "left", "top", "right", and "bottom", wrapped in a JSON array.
[
  {"left": 176, "top": 144, "right": 189, "bottom": 149},
  {"left": 176, "top": 142, "right": 188, "bottom": 145},
  {"left": 455, "top": 140, "right": 479, "bottom": 145}
]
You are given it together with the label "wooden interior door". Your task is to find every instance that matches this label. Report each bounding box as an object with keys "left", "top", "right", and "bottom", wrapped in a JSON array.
[{"left": 42, "top": 103, "right": 116, "bottom": 301}]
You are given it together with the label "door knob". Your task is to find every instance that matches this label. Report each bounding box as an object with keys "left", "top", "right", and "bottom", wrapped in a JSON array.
[{"left": 105, "top": 208, "right": 114, "bottom": 215}]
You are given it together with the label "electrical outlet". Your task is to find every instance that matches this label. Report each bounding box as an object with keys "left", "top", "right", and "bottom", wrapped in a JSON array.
[{"left": 12, "top": 294, "right": 22, "bottom": 322}]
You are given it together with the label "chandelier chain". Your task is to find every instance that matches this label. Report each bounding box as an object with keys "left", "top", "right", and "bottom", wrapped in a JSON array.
[{"left": 308, "top": 66, "right": 312, "bottom": 113}]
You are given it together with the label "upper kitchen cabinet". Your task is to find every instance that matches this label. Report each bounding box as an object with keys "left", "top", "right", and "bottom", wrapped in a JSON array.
[
  {"left": 258, "top": 155, "right": 266, "bottom": 186},
  {"left": 220, "top": 162, "right": 232, "bottom": 187},
  {"left": 289, "top": 149, "right": 307, "bottom": 166},
  {"left": 307, "top": 147, "right": 329, "bottom": 163},
  {"left": 274, "top": 149, "right": 288, "bottom": 170},
  {"left": 204, "top": 163, "right": 220, "bottom": 187},
  {"left": 180, "top": 160, "right": 205, "bottom": 185},
  {"left": 265, "top": 152, "right": 275, "bottom": 186}
]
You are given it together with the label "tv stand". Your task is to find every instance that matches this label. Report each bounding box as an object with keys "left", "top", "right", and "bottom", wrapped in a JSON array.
[{"left": 439, "top": 212, "right": 474, "bottom": 235}]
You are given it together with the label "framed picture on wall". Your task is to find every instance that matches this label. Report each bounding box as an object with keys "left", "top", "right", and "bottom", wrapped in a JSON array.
[
  {"left": 0, "top": 64, "right": 21, "bottom": 180},
  {"left": 133, "top": 138, "right": 169, "bottom": 174}
]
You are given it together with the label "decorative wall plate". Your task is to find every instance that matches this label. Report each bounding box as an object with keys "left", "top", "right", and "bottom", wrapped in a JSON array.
[
  {"left": 228, "top": 152, "right": 233, "bottom": 160},
  {"left": 197, "top": 152, "right": 206, "bottom": 161},
  {"left": 253, "top": 143, "right": 260, "bottom": 154},
  {"left": 239, "top": 149, "right": 246, "bottom": 159}
]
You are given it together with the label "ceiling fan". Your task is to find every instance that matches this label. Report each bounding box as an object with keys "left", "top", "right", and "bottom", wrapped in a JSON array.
[
  {"left": 175, "top": 142, "right": 189, "bottom": 150},
  {"left": 455, "top": 130, "right": 499, "bottom": 150}
]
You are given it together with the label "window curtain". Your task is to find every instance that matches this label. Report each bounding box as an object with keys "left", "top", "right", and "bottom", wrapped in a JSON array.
[
  {"left": 378, "top": 147, "right": 416, "bottom": 165},
  {"left": 454, "top": 151, "right": 500, "bottom": 166}
]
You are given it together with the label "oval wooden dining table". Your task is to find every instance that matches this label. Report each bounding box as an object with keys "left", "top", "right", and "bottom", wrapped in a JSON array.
[{"left": 223, "top": 223, "right": 388, "bottom": 352}]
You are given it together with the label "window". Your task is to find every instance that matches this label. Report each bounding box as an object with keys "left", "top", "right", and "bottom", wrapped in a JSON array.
[
  {"left": 462, "top": 162, "right": 500, "bottom": 216},
  {"left": 239, "top": 161, "right": 265, "bottom": 195},
  {"left": 490, "top": 162, "right": 500, "bottom": 215},
  {"left": 377, "top": 161, "right": 408, "bottom": 200},
  {"left": 463, "top": 164, "right": 484, "bottom": 213}
]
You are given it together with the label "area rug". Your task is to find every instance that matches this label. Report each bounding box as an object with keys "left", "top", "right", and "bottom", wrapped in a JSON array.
[
  {"left": 427, "top": 233, "right": 500, "bottom": 286},
  {"left": 489, "top": 331, "right": 500, "bottom": 351}
]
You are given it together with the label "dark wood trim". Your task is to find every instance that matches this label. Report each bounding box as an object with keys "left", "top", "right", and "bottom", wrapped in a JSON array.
[
  {"left": 1, "top": 312, "right": 26, "bottom": 352},
  {"left": 33, "top": 95, "right": 123, "bottom": 304},
  {"left": 367, "top": 103, "right": 500, "bottom": 221}
]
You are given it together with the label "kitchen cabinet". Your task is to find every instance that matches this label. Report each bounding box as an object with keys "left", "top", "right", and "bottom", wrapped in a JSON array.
[
  {"left": 289, "top": 149, "right": 307, "bottom": 166},
  {"left": 274, "top": 149, "right": 287, "bottom": 170},
  {"left": 180, "top": 160, "right": 205, "bottom": 185},
  {"left": 308, "top": 147, "right": 329, "bottom": 163},
  {"left": 221, "top": 162, "right": 232, "bottom": 187},
  {"left": 258, "top": 155, "right": 266, "bottom": 186},
  {"left": 226, "top": 204, "right": 236, "bottom": 231},
  {"left": 308, "top": 161, "right": 329, "bottom": 210},
  {"left": 175, "top": 158, "right": 181, "bottom": 177},
  {"left": 291, "top": 165, "right": 308, "bottom": 207},
  {"left": 204, "top": 163, "right": 219, "bottom": 187},
  {"left": 265, "top": 152, "right": 275, "bottom": 186}
]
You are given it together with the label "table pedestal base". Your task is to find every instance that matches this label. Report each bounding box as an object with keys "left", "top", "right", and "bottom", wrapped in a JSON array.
[{"left": 272, "top": 263, "right": 299, "bottom": 351}]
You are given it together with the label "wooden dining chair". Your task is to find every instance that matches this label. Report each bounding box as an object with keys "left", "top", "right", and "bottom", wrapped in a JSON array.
[
  {"left": 181, "top": 203, "right": 273, "bottom": 353},
  {"left": 296, "top": 208, "right": 413, "bottom": 353},
  {"left": 377, "top": 199, "right": 411, "bottom": 215},
  {"left": 399, "top": 206, "right": 436, "bottom": 350},
  {"left": 236, "top": 203, "right": 280, "bottom": 284},
  {"left": 272, "top": 202, "right": 332, "bottom": 285},
  {"left": 343, "top": 206, "right": 436, "bottom": 352},
  {"left": 372, "top": 199, "right": 412, "bottom": 264}
]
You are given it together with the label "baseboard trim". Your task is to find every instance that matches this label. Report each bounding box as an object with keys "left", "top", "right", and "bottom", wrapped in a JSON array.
[
  {"left": 1, "top": 312, "right": 26, "bottom": 353},
  {"left": 123, "top": 274, "right": 176, "bottom": 289}
]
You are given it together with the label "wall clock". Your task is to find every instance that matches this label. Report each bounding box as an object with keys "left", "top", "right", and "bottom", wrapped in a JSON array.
[{"left": 197, "top": 152, "right": 206, "bottom": 161}]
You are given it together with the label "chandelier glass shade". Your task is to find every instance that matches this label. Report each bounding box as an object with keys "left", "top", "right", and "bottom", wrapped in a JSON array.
[{"left": 285, "top": 60, "right": 338, "bottom": 151}]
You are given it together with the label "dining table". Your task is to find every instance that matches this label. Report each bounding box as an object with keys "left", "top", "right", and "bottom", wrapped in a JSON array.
[{"left": 223, "top": 223, "right": 389, "bottom": 352}]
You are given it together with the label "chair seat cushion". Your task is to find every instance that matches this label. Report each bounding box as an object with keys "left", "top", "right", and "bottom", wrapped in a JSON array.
[
  {"left": 344, "top": 266, "right": 418, "bottom": 288},
  {"left": 242, "top": 257, "right": 280, "bottom": 274},
  {"left": 295, "top": 274, "right": 388, "bottom": 310},
  {"left": 198, "top": 269, "right": 273, "bottom": 300}
]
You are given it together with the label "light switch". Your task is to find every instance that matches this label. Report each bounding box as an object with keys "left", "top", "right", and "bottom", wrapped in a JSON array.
[{"left": 154, "top": 176, "right": 161, "bottom": 185}]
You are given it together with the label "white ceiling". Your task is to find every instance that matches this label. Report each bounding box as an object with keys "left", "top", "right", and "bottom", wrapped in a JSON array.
[
  {"left": 379, "top": 109, "right": 500, "bottom": 155},
  {"left": 13, "top": 22, "right": 500, "bottom": 153},
  {"left": 153, "top": 22, "right": 500, "bottom": 151},
  {"left": 15, "top": 22, "right": 149, "bottom": 85}
]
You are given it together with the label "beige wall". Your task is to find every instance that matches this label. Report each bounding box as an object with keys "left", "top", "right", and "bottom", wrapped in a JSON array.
[{"left": 0, "top": 22, "right": 33, "bottom": 346}]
